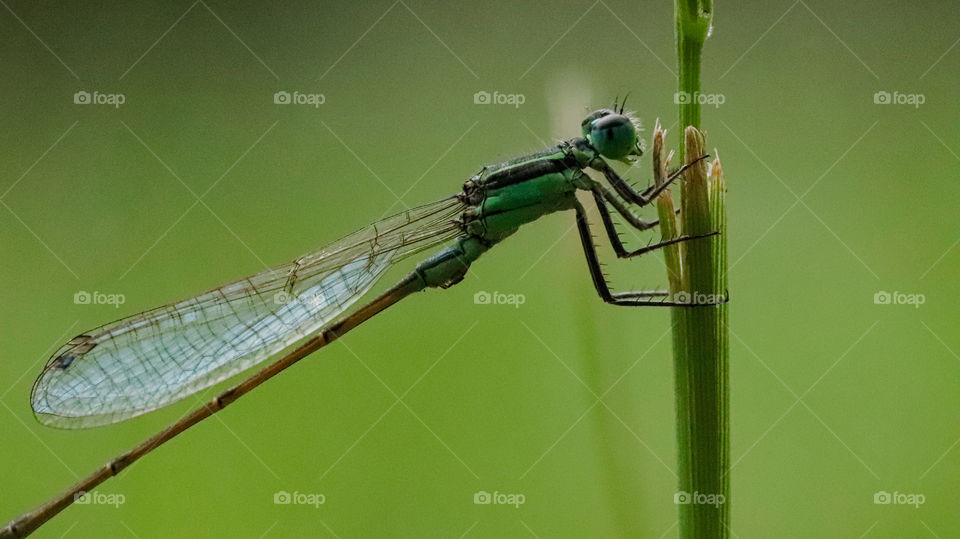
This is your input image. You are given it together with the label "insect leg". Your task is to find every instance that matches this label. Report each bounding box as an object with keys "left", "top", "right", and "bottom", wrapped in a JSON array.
[
  {"left": 588, "top": 188, "right": 716, "bottom": 258},
  {"left": 591, "top": 183, "right": 660, "bottom": 232},
  {"left": 573, "top": 201, "right": 722, "bottom": 307},
  {"left": 591, "top": 154, "right": 709, "bottom": 207}
]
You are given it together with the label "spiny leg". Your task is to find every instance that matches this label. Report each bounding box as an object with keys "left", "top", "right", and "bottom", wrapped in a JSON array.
[
  {"left": 573, "top": 201, "right": 714, "bottom": 307},
  {"left": 591, "top": 154, "right": 709, "bottom": 207},
  {"left": 592, "top": 189, "right": 652, "bottom": 258},
  {"left": 589, "top": 189, "right": 717, "bottom": 258},
  {"left": 589, "top": 180, "right": 683, "bottom": 232},
  {"left": 636, "top": 163, "right": 697, "bottom": 199},
  {"left": 591, "top": 183, "right": 660, "bottom": 232}
]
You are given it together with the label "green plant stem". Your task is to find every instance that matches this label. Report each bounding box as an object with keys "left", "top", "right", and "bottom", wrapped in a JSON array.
[
  {"left": 676, "top": 0, "right": 708, "bottom": 142},
  {"left": 676, "top": 130, "right": 728, "bottom": 539},
  {"left": 662, "top": 1, "right": 730, "bottom": 538}
]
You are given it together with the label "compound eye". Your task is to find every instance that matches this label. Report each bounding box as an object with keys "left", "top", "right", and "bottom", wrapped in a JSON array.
[
  {"left": 588, "top": 114, "right": 636, "bottom": 160},
  {"left": 581, "top": 108, "right": 614, "bottom": 137}
]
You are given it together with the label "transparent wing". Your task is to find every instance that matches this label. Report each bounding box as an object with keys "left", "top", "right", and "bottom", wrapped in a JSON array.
[{"left": 32, "top": 196, "right": 465, "bottom": 428}]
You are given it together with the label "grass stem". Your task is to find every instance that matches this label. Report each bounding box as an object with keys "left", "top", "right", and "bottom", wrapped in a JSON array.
[{"left": 650, "top": 1, "right": 729, "bottom": 537}]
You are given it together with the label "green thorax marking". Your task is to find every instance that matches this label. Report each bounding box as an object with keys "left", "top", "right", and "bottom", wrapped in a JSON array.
[{"left": 459, "top": 139, "right": 600, "bottom": 243}]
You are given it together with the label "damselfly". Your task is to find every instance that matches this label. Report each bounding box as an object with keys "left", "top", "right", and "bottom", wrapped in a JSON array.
[{"left": 3, "top": 103, "right": 721, "bottom": 537}]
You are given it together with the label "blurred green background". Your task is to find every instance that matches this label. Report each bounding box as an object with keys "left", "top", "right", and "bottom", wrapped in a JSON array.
[{"left": 1, "top": 0, "right": 957, "bottom": 537}]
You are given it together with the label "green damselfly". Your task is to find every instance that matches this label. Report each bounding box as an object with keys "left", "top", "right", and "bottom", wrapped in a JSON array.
[{"left": 3, "top": 103, "right": 721, "bottom": 537}]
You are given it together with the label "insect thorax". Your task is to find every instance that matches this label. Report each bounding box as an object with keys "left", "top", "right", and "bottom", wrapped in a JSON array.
[{"left": 454, "top": 140, "right": 595, "bottom": 244}]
